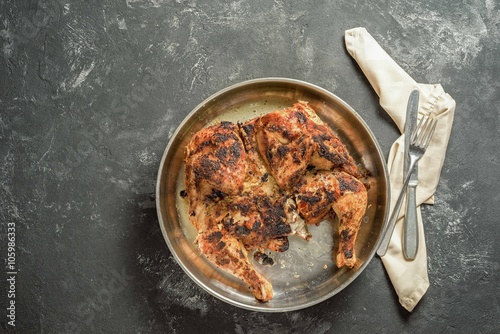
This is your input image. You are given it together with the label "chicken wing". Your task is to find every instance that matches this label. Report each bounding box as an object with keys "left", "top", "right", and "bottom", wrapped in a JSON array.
[{"left": 307, "top": 121, "right": 364, "bottom": 179}]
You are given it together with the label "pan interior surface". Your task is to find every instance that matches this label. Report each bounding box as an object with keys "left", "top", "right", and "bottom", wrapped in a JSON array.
[{"left": 156, "top": 78, "right": 389, "bottom": 312}]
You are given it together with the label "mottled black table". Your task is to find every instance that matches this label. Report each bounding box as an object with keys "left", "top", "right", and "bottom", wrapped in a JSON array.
[{"left": 1, "top": 1, "right": 499, "bottom": 333}]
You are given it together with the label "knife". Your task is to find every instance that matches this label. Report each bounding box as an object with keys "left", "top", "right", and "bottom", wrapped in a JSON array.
[
  {"left": 403, "top": 90, "right": 419, "bottom": 260},
  {"left": 377, "top": 90, "right": 420, "bottom": 257}
]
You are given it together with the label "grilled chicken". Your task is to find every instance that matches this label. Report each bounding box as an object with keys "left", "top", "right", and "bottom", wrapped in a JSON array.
[
  {"left": 295, "top": 170, "right": 341, "bottom": 226},
  {"left": 295, "top": 170, "right": 367, "bottom": 268},
  {"left": 183, "top": 101, "right": 367, "bottom": 301},
  {"left": 184, "top": 122, "right": 273, "bottom": 301},
  {"left": 255, "top": 101, "right": 367, "bottom": 268},
  {"left": 197, "top": 229, "right": 273, "bottom": 301},
  {"left": 305, "top": 116, "right": 364, "bottom": 180}
]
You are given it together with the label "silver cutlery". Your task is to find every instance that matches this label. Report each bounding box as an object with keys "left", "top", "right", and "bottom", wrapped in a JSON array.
[{"left": 377, "top": 114, "right": 438, "bottom": 257}]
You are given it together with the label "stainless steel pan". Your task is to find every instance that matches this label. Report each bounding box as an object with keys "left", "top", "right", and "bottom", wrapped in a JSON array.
[{"left": 156, "top": 78, "right": 390, "bottom": 312}]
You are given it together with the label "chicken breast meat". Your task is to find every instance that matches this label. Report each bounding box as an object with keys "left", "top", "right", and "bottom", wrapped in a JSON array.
[{"left": 183, "top": 101, "right": 367, "bottom": 302}]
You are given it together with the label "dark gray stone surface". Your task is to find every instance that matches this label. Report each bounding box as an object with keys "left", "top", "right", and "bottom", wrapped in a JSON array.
[{"left": 1, "top": 0, "right": 499, "bottom": 333}]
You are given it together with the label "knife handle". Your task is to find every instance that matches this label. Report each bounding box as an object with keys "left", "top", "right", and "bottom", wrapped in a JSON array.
[{"left": 403, "top": 185, "right": 419, "bottom": 260}]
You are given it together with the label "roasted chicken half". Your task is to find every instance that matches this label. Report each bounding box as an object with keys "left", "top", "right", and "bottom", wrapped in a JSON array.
[
  {"left": 184, "top": 122, "right": 275, "bottom": 300},
  {"left": 255, "top": 101, "right": 367, "bottom": 268},
  {"left": 184, "top": 121, "right": 308, "bottom": 301}
]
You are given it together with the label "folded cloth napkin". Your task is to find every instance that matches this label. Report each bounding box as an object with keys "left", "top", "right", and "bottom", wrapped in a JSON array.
[{"left": 344, "top": 27, "right": 455, "bottom": 311}]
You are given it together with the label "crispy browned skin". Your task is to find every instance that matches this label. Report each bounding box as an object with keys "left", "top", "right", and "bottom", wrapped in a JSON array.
[
  {"left": 184, "top": 122, "right": 247, "bottom": 229},
  {"left": 305, "top": 120, "right": 364, "bottom": 180},
  {"left": 239, "top": 119, "right": 311, "bottom": 242},
  {"left": 239, "top": 118, "right": 271, "bottom": 190},
  {"left": 295, "top": 171, "right": 341, "bottom": 226},
  {"left": 255, "top": 106, "right": 315, "bottom": 190}
]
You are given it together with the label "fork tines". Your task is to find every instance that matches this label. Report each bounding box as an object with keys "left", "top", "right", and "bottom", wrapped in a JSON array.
[{"left": 411, "top": 115, "right": 438, "bottom": 148}]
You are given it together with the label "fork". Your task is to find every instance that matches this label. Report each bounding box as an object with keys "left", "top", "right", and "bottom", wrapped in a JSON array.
[{"left": 377, "top": 115, "right": 438, "bottom": 257}]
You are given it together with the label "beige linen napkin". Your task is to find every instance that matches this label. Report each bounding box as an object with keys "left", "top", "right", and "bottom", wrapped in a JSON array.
[{"left": 345, "top": 27, "right": 456, "bottom": 311}]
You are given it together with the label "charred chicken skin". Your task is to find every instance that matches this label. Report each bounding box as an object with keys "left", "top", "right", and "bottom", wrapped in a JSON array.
[{"left": 183, "top": 101, "right": 367, "bottom": 301}]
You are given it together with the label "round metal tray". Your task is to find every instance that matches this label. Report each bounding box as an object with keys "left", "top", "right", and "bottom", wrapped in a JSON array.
[{"left": 156, "top": 78, "right": 390, "bottom": 312}]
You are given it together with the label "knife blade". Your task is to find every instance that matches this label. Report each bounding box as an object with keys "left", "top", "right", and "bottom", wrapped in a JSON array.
[
  {"left": 377, "top": 90, "right": 419, "bottom": 257},
  {"left": 403, "top": 90, "right": 419, "bottom": 260}
]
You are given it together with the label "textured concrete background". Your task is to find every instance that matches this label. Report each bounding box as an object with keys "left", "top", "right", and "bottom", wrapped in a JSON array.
[{"left": 1, "top": 0, "right": 499, "bottom": 333}]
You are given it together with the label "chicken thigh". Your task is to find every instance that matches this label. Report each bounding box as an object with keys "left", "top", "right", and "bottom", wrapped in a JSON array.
[{"left": 295, "top": 170, "right": 367, "bottom": 268}]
